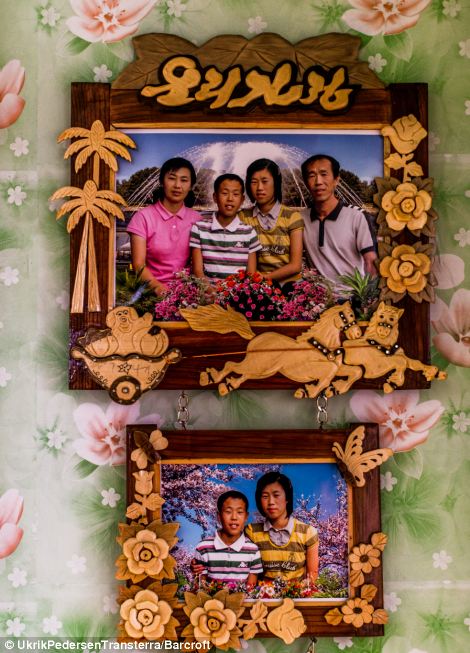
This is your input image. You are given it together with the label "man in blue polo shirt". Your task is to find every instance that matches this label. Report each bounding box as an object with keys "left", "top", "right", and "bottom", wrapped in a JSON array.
[{"left": 300, "top": 154, "right": 377, "bottom": 281}]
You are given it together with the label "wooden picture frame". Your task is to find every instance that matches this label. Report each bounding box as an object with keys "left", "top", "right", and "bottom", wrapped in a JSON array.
[
  {"left": 116, "top": 424, "right": 388, "bottom": 642},
  {"left": 64, "top": 34, "right": 433, "bottom": 394}
]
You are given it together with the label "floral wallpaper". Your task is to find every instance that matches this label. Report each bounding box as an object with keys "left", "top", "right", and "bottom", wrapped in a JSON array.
[{"left": 0, "top": 0, "right": 469, "bottom": 651}]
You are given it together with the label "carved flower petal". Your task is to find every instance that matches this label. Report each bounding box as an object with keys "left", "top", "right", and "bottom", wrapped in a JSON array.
[
  {"left": 386, "top": 277, "right": 406, "bottom": 293},
  {"left": 379, "top": 255, "right": 394, "bottom": 277},
  {"left": 190, "top": 606, "right": 207, "bottom": 627},
  {"left": 156, "top": 600, "right": 173, "bottom": 626},
  {"left": 389, "top": 259, "right": 402, "bottom": 282}
]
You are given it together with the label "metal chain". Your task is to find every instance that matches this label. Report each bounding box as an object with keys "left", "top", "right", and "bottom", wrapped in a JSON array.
[
  {"left": 316, "top": 393, "right": 328, "bottom": 427},
  {"left": 176, "top": 391, "right": 190, "bottom": 429},
  {"left": 305, "top": 637, "right": 317, "bottom": 653}
]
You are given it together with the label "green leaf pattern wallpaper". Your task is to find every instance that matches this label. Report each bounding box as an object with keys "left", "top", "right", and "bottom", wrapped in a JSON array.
[{"left": 0, "top": 1, "right": 469, "bottom": 650}]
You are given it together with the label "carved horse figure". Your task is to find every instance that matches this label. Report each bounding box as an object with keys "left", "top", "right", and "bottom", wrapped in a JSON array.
[
  {"left": 339, "top": 302, "right": 447, "bottom": 393},
  {"left": 199, "top": 302, "right": 362, "bottom": 397}
]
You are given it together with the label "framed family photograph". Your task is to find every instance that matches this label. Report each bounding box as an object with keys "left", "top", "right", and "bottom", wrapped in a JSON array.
[
  {"left": 62, "top": 33, "right": 434, "bottom": 395},
  {"left": 118, "top": 424, "right": 387, "bottom": 641}
]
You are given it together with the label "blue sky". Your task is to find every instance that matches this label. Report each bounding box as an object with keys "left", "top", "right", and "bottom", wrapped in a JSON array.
[{"left": 117, "top": 129, "right": 383, "bottom": 183}]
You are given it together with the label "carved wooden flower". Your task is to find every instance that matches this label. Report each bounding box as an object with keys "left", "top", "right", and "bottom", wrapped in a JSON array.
[
  {"left": 122, "top": 529, "right": 169, "bottom": 577},
  {"left": 116, "top": 521, "right": 178, "bottom": 583},
  {"left": 120, "top": 588, "right": 173, "bottom": 640},
  {"left": 265, "top": 598, "right": 306, "bottom": 644},
  {"left": 341, "top": 597, "right": 375, "bottom": 628},
  {"left": 379, "top": 244, "right": 431, "bottom": 297},
  {"left": 381, "top": 115, "right": 427, "bottom": 155},
  {"left": 182, "top": 590, "right": 244, "bottom": 650},
  {"left": 381, "top": 182, "right": 431, "bottom": 232},
  {"left": 349, "top": 543, "right": 381, "bottom": 574}
]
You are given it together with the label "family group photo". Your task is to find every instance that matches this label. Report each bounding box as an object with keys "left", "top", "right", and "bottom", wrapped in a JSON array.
[{"left": 115, "top": 130, "right": 383, "bottom": 322}]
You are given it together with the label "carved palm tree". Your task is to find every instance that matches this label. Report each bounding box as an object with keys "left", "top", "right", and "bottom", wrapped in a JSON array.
[
  {"left": 58, "top": 120, "right": 136, "bottom": 183},
  {"left": 50, "top": 180, "right": 127, "bottom": 313}
]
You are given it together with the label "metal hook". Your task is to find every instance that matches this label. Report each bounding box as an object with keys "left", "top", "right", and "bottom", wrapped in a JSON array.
[
  {"left": 176, "top": 391, "right": 190, "bottom": 429},
  {"left": 316, "top": 393, "right": 328, "bottom": 428}
]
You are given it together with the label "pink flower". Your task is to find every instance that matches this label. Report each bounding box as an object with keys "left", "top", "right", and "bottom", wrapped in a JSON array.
[
  {"left": 0, "top": 489, "right": 24, "bottom": 559},
  {"left": 0, "top": 60, "right": 25, "bottom": 129},
  {"left": 350, "top": 390, "right": 443, "bottom": 452},
  {"left": 432, "top": 289, "right": 470, "bottom": 368},
  {"left": 342, "top": 0, "right": 431, "bottom": 36},
  {"left": 73, "top": 401, "right": 162, "bottom": 465},
  {"left": 66, "top": 0, "right": 156, "bottom": 43}
]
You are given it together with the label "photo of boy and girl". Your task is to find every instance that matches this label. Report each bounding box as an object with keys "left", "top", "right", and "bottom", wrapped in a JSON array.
[
  {"left": 160, "top": 463, "right": 349, "bottom": 600},
  {"left": 117, "top": 132, "right": 382, "bottom": 320}
]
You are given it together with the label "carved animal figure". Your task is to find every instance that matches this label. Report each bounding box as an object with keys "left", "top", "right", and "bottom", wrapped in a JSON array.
[
  {"left": 199, "top": 303, "right": 362, "bottom": 397},
  {"left": 340, "top": 302, "right": 447, "bottom": 393},
  {"left": 85, "top": 307, "right": 170, "bottom": 358}
]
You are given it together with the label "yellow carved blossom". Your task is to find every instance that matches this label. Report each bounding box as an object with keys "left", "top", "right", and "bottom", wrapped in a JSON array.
[
  {"left": 381, "top": 182, "right": 431, "bottom": 232},
  {"left": 341, "top": 597, "right": 375, "bottom": 628},
  {"left": 122, "top": 529, "right": 170, "bottom": 578},
  {"left": 190, "top": 598, "right": 238, "bottom": 648},
  {"left": 379, "top": 244, "right": 431, "bottom": 294},
  {"left": 349, "top": 543, "right": 381, "bottom": 574},
  {"left": 120, "top": 589, "right": 173, "bottom": 640}
]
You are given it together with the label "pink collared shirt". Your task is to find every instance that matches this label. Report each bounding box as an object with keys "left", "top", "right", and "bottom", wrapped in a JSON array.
[{"left": 127, "top": 201, "right": 201, "bottom": 283}]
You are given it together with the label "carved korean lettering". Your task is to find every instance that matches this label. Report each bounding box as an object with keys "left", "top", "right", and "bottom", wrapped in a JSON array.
[
  {"left": 319, "top": 67, "right": 353, "bottom": 112},
  {"left": 141, "top": 56, "right": 201, "bottom": 106},
  {"left": 227, "top": 62, "right": 303, "bottom": 108},
  {"left": 195, "top": 66, "right": 242, "bottom": 109},
  {"left": 139, "top": 56, "right": 356, "bottom": 113}
]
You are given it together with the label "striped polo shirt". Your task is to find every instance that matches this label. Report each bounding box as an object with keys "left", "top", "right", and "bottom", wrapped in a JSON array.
[
  {"left": 189, "top": 214, "right": 261, "bottom": 280},
  {"left": 240, "top": 204, "right": 303, "bottom": 283},
  {"left": 195, "top": 531, "right": 263, "bottom": 583},
  {"left": 245, "top": 519, "right": 318, "bottom": 581}
]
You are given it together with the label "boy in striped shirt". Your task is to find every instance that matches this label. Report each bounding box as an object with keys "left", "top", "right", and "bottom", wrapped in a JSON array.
[
  {"left": 190, "top": 174, "right": 261, "bottom": 281},
  {"left": 194, "top": 490, "right": 263, "bottom": 587}
]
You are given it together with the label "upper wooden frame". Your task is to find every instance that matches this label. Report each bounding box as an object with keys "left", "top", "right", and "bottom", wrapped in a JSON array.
[{"left": 67, "top": 33, "right": 430, "bottom": 392}]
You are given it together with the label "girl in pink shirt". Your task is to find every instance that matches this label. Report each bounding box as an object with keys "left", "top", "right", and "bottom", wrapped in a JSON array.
[{"left": 127, "top": 157, "right": 201, "bottom": 296}]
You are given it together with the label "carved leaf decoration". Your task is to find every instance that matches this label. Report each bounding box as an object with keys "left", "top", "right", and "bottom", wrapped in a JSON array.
[
  {"left": 361, "top": 584, "right": 378, "bottom": 602},
  {"left": 117, "top": 583, "right": 140, "bottom": 605},
  {"left": 140, "top": 493, "right": 165, "bottom": 512},
  {"left": 371, "top": 532, "right": 388, "bottom": 552},
  {"left": 324, "top": 607, "right": 343, "bottom": 626},
  {"left": 332, "top": 425, "right": 394, "bottom": 487},
  {"left": 183, "top": 591, "right": 200, "bottom": 617},
  {"left": 404, "top": 161, "right": 424, "bottom": 180},
  {"left": 125, "top": 502, "right": 147, "bottom": 521},
  {"left": 160, "top": 554, "right": 177, "bottom": 580},
  {"left": 350, "top": 568, "right": 365, "bottom": 588},
  {"left": 384, "top": 153, "right": 408, "bottom": 170},
  {"left": 238, "top": 600, "right": 268, "bottom": 640},
  {"left": 181, "top": 304, "right": 255, "bottom": 340},
  {"left": 114, "top": 33, "right": 384, "bottom": 90},
  {"left": 372, "top": 609, "right": 389, "bottom": 624},
  {"left": 148, "top": 580, "right": 178, "bottom": 603},
  {"left": 115, "top": 554, "right": 145, "bottom": 582},
  {"left": 266, "top": 598, "right": 306, "bottom": 645}
]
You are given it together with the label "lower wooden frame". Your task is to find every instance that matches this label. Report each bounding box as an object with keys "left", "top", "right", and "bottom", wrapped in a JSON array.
[{"left": 121, "top": 424, "right": 385, "bottom": 640}]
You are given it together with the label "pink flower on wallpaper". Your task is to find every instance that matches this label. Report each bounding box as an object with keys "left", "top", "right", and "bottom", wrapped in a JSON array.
[
  {"left": 432, "top": 289, "right": 470, "bottom": 368},
  {"left": 73, "top": 401, "right": 162, "bottom": 465},
  {"left": 0, "top": 489, "right": 24, "bottom": 559},
  {"left": 350, "top": 390, "right": 443, "bottom": 452},
  {"left": 66, "top": 0, "right": 157, "bottom": 43},
  {"left": 342, "top": 0, "right": 431, "bottom": 36},
  {"left": 0, "top": 60, "right": 25, "bottom": 129}
]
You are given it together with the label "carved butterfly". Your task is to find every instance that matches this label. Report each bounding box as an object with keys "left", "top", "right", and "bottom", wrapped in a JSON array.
[
  {"left": 332, "top": 426, "right": 393, "bottom": 487},
  {"left": 131, "top": 429, "right": 169, "bottom": 469}
]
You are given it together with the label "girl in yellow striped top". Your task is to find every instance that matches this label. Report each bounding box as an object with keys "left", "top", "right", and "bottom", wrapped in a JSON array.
[
  {"left": 245, "top": 472, "right": 319, "bottom": 582},
  {"left": 241, "top": 159, "right": 304, "bottom": 292}
]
